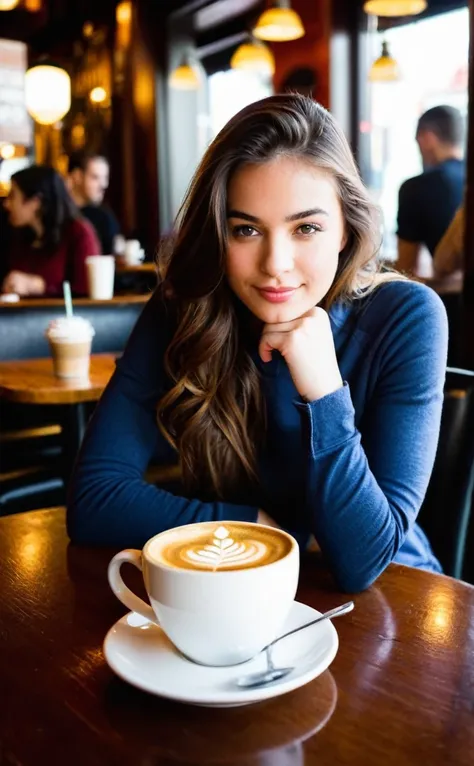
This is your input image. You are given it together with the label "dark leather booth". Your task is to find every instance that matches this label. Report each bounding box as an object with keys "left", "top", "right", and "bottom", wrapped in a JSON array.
[{"left": 0, "top": 296, "right": 148, "bottom": 361}]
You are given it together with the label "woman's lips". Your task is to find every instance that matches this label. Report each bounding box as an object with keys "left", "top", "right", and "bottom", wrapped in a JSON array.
[{"left": 256, "top": 287, "right": 299, "bottom": 303}]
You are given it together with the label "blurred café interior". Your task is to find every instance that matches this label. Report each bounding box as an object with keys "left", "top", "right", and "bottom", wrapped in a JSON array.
[
  {"left": 0, "top": 1, "right": 474, "bottom": 762},
  {"left": 0, "top": 0, "right": 473, "bottom": 580}
]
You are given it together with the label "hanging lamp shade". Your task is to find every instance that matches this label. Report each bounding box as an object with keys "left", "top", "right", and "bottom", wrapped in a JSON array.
[
  {"left": 169, "top": 59, "right": 200, "bottom": 90},
  {"left": 253, "top": 1, "right": 305, "bottom": 42},
  {"left": 25, "top": 63, "right": 71, "bottom": 124},
  {"left": 231, "top": 40, "right": 275, "bottom": 76},
  {"left": 24, "top": 0, "right": 42, "bottom": 10},
  {"left": 0, "top": 0, "right": 19, "bottom": 10},
  {"left": 89, "top": 86, "right": 107, "bottom": 104},
  {"left": 363, "top": 1, "right": 427, "bottom": 17},
  {"left": 369, "top": 41, "right": 400, "bottom": 82},
  {"left": 0, "top": 143, "right": 15, "bottom": 159}
]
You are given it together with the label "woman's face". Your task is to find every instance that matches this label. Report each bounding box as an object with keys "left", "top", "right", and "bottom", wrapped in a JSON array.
[
  {"left": 226, "top": 156, "right": 346, "bottom": 324},
  {"left": 4, "top": 181, "right": 40, "bottom": 228}
]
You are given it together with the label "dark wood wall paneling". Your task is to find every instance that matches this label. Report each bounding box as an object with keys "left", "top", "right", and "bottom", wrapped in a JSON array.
[
  {"left": 0, "top": 0, "right": 184, "bottom": 252},
  {"left": 108, "top": 1, "right": 167, "bottom": 253}
]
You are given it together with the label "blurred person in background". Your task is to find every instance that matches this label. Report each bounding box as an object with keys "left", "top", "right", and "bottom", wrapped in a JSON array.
[
  {"left": 433, "top": 202, "right": 465, "bottom": 367},
  {"left": 0, "top": 157, "right": 12, "bottom": 270},
  {"left": 396, "top": 106, "right": 465, "bottom": 275},
  {"left": 433, "top": 203, "right": 464, "bottom": 278},
  {"left": 68, "top": 151, "right": 120, "bottom": 255},
  {"left": 1, "top": 165, "right": 100, "bottom": 297}
]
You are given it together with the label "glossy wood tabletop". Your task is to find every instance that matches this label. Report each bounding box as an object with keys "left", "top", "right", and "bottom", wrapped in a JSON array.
[
  {"left": 0, "top": 354, "right": 116, "bottom": 404},
  {"left": 115, "top": 262, "right": 157, "bottom": 274},
  {"left": 0, "top": 295, "right": 150, "bottom": 308},
  {"left": 1, "top": 508, "right": 473, "bottom": 766}
]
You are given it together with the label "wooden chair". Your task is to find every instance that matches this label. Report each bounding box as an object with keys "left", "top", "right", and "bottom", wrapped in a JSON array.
[
  {"left": 0, "top": 300, "right": 145, "bottom": 516},
  {"left": 0, "top": 420, "right": 65, "bottom": 515}
]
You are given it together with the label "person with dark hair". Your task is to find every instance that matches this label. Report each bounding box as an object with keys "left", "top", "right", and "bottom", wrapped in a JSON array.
[
  {"left": 67, "top": 151, "right": 120, "bottom": 255},
  {"left": 396, "top": 105, "right": 465, "bottom": 274},
  {"left": 1, "top": 165, "right": 100, "bottom": 297},
  {"left": 68, "top": 95, "right": 447, "bottom": 593}
]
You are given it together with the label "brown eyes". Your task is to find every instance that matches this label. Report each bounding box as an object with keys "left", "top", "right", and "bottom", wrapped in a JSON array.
[
  {"left": 232, "top": 225, "right": 258, "bottom": 238},
  {"left": 231, "top": 223, "right": 322, "bottom": 239}
]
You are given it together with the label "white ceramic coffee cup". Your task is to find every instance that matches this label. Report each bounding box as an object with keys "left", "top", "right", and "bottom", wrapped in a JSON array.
[
  {"left": 85, "top": 255, "right": 115, "bottom": 300},
  {"left": 123, "top": 239, "right": 144, "bottom": 265},
  {"left": 108, "top": 521, "right": 300, "bottom": 667}
]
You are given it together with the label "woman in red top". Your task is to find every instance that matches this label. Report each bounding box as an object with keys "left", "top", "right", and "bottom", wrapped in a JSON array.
[{"left": 2, "top": 165, "right": 100, "bottom": 297}]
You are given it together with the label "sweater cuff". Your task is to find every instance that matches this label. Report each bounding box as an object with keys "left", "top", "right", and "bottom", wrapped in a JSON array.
[
  {"left": 217, "top": 502, "right": 259, "bottom": 523},
  {"left": 295, "top": 382, "right": 356, "bottom": 456}
]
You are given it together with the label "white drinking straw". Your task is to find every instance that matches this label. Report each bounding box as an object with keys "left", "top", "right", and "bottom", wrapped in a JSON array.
[{"left": 63, "top": 281, "right": 73, "bottom": 319}]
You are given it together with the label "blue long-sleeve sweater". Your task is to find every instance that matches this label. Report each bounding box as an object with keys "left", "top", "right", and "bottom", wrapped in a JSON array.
[{"left": 67, "top": 279, "right": 448, "bottom": 592}]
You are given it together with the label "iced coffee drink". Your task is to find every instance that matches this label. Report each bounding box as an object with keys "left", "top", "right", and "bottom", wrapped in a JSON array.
[{"left": 45, "top": 316, "right": 95, "bottom": 379}]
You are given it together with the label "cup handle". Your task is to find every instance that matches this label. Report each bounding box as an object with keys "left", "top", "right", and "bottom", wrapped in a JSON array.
[{"left": 108, "top": 549, "right": 159, "bottom": 625}]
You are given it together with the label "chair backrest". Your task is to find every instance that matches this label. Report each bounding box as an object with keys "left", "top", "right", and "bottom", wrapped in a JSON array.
[{"left": 417, "top": 368, "right": 474, "bottom": 579}]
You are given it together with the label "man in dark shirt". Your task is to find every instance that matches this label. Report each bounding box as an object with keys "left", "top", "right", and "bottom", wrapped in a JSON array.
[
  {"left": 396, "top": 105, "right": 465, "bottom": 274},
  {"left": 67, "top": 151, "right": 120, "bottom": 254}
]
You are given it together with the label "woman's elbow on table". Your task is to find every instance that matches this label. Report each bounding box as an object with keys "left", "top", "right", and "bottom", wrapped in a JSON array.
[
  {"left": 329, "top": 544, "right": 398, "bottom": 593},
  {"left": 333, "top": 567, "right": 381, "bottom": 595},
  {"left": 66, "top": 475, "right": 113, "bottom": 545},
  {"left": 66, "top": 495, "right": 95, "bottom": 545}
]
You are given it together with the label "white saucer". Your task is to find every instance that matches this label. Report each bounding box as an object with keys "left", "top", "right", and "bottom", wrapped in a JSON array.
[{"left": 103, "top": 600, "right": 339, "bottom": 707}]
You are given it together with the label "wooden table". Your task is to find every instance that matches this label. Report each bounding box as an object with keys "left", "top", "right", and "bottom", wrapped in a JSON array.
[
  {"left": 1, "top": 508, "right": 473, "bottom": 766},
  {"left": 115, "top": 262, "right": 157, "bottom": 274},
  {"left": 0, "top": 354, "right": 116, "bottom": 476},
  {"left": 0, "top": 295, "right": 150, "bottom": 309}
]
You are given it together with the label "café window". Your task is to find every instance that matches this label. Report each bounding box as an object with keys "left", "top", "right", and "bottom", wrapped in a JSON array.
[
  {"left": 207, "top": 67, "right": 273, "bottom": 139},
  {"left": 366, "top": 6, "right": 468, "bottom": 261}
]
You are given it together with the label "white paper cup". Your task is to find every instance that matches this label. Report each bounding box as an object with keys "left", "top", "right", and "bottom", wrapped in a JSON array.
[
  {"left": 123, "top": 240, "right": 144, "bottom": 265},
  {"left": 85, "top": 255, "right": 115, "bottom": 300},
  {"left": 45, "top": 316, "right": 95, "bottom": 379}
]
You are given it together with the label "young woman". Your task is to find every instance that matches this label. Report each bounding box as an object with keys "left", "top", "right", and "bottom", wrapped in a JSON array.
[
  {"left": 68, "top": 95, "right": 447, "bottom": 592},
  {"left": 2, "top": 165, "right": 100, "bottom": 297}
]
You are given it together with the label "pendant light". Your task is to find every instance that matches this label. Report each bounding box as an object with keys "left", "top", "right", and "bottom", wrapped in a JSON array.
[
  {"left": 169, "top": 57, "right": 200, "bottom": 91},
  {"left": 25, "top": 62, "right": 71, "bottom": 124},
  {"left": 363, "top": 1, "right": 427, "bottom": 17},
  {"left": 0, "top": 142, "right": 15, "bottom": 159},
  {"left": 230, "top": 39, "right": 275, "bottom": 77},
  {"left": 89, "top": 86, "right": 108, "bottom": 104},
  {"left": 0, "top": 0, "right": 19, "bottom": 9},
  {"left": 253, "top": 0, "right": 305, "bottom": 43},
  {"left": 369, "top": 41, "right": 400, "bottom": 82}
]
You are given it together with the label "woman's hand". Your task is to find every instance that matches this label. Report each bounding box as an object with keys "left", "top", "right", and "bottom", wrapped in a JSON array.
[
  {"left": 257, "top": 510, "right": 281, "bottom": 528},
  {"left": 2, "top": 270, "right": 46, "bottom": 297},
  {"left": 259, "top": 307, "right": 343, "bottom": 402}
]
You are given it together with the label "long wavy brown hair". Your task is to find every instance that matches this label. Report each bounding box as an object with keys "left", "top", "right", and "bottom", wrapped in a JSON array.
[{"left": 157, "top": 94, "right": 398, "bottom": 498}]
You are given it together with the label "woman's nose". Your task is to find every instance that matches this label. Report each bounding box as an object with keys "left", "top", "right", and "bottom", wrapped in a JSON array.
[{"left": 260, "top": 234, "right": 294, "bottom": 277}]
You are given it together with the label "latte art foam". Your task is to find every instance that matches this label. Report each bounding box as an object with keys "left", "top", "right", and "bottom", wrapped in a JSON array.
[
  {"left": 149, "top": 522, "right": 292, "bottom": 572},
  {"left": 184, "top": 526, "right": 269, "bottom": 570}
]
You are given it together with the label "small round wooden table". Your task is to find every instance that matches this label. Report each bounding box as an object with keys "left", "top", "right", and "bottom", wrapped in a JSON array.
[
  {"left": 0, "top": 507, "right": 473, "bottom": 765},
  {"left": 0, "top": 354, "right": 116, "bottom": 476}
]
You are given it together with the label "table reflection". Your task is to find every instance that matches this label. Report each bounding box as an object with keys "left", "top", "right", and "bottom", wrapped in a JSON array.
[
  {"left": 104, "top": 669, "right": 337, "bottom": 765},
  {"left": 422, "top": 580, "right": 457, "bottom": 646}
]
